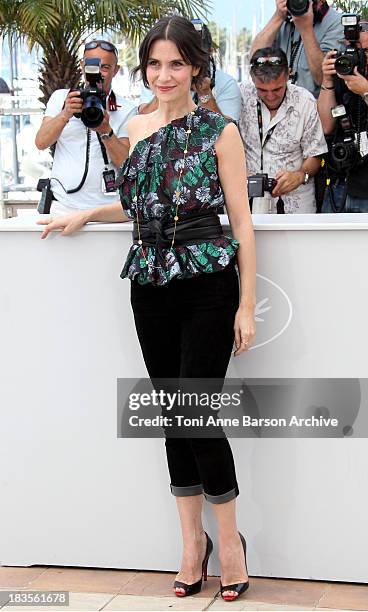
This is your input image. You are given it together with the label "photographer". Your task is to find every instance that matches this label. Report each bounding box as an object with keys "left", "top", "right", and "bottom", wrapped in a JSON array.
[
  {"left": 318, "top": 17, "right": 368, "bottom": 213},
  {"left": 239, "top": 48, "right": 327, "bottom": 213},
  {"left": 35, "top": 40, "right": 137, "bottom": 216},
  {"left": 251, "top": 0, "right": 343, "bottom": 99},
  {"left": 139, "top": 22, "right": 241, "bottom": 121}
]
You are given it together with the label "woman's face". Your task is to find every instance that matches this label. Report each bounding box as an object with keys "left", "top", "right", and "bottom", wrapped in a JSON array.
[{"left": 146, "top": 39, "right": 199, "bottom": 102}]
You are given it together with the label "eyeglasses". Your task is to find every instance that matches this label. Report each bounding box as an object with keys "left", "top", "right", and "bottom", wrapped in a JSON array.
[
  {"left": 251, "top": 56, "right": 285, "bottom": 66},
  {"left": 84, "top": 41, "right": 118, "bottom": 58},
  {"left": 360, "top": 22, "right": 368, "bottom": 32}
]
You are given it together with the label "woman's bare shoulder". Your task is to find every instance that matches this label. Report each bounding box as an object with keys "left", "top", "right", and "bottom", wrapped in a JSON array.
[
  {"left": 127, "top": 112, "right": 145, "bottom": 133},
  {"left": 128, "top": 112, "right": 155, "bottom": 148}
]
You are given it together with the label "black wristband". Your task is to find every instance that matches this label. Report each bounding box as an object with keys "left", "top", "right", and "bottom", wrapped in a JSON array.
[{"left": 100, "top": 128, "right": 114, "bottom": 141}]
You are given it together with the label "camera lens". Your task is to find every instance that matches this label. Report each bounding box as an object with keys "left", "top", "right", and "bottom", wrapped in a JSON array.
[
  {"left": 286, "top": 0, "right": 309, "bottom": 16},
  {"left": 81, "top": 95, "right": 104, "bottom": 128},
  {"left": 333, "top": 145, "right": 348, "bottom": 161},
  {"left": 335, "top": 55, "right": 354, "bottom": 76}
]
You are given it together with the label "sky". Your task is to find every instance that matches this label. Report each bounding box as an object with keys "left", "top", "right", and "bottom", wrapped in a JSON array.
[{"left": 208, "top": 0, "right": 274, "bottom": 31}]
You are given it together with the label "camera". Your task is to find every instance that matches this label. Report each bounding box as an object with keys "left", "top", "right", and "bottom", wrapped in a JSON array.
[
  {"left": 287, "top": 0, "right": 311, "bottom": 17},
  {"left": 247, "top": 173, "right": 278, "bottom": 198},
  {"left": 329, "top": 105, "right": 360, "bottom": 172},
  {"left": 191, "top": 19, "right": 216, "bottom": 89},
  {"left": 286, "top": 0, "right": 329, "bottom": 22},
  {"left": 36, "top": 178, "right": 54, "bottom": 214},
  {"left": 287, "top": 0, "right": 318, "bottom": 17},
  {"left": 335, "top": 14, "right": 367, "bottom": 76},
  {"left": 74, "top": 58, "right": 107, "bottom": 128}
]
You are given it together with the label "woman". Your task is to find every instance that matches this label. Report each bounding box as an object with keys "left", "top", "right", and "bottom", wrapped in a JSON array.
[{"left": 38, "top": 15, "right": 256, "bottom": 602}]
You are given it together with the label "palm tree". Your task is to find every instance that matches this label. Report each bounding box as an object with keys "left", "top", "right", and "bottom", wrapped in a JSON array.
[
  {"left": 0, "top": 0, "right": 209, "bottom": 105},
  {"left": 333, "top": 0, "right": 368, "bottom": 19}
]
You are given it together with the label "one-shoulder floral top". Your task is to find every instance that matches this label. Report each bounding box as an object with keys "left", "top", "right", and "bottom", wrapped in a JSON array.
[{"left": 116, "top": 106, "right": 239, "bottom": 286}]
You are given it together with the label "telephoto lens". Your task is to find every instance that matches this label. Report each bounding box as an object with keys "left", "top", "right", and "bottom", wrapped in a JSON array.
[
  {"left": 331, "top": 141, "right": 359, "bottom": 171},
  {"left": 75, "top": 57, "right": 107, "bottom": 128},
  {"left": 335, "top": 53, "right": 355, "bottom": 76},
  {"left": 332, "top": 144, "right": 348, "bottom": 163},
  {"left": 287, "top": 0, "right": 310, "bottom": 16},
  {"left": 81, "top": 95, "right": 105, "bottom": 128}
]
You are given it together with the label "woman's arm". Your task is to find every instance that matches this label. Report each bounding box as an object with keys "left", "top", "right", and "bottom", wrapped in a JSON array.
[
  {"left": 37, "top": 201, "right": 131, "bottom": 239},
  {"left": 215, "top": 122, "right": 256, "bottom": 355}
]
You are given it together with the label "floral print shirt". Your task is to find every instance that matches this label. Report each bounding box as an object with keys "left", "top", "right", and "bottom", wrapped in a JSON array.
[
  {"left": 116, "top": 106, "right": 239, "bottom": 286},
  {"left": 238, "top": 82, "right": 328, "bottom": 214}
]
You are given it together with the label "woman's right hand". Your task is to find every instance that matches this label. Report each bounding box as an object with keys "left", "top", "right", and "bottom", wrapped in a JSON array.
[
  {"left": 322, "top": 50, "right": 337, "bottom": 86},
  {"left": 36, "top": 211, "right": 90, "bottom": 239}
]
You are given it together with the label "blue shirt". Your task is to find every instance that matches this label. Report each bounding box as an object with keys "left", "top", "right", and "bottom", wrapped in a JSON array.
[{"left": 275, "top": 7, "right": 345, "bottom": 98}]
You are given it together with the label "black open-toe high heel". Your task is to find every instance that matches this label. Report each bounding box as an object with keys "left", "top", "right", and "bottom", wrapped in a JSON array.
[
  {"left": 173, "top": 531, "right": 213, "bottom": 597},
  {"left": 220, "top": 531, "right": 249, "bottom": 601}
]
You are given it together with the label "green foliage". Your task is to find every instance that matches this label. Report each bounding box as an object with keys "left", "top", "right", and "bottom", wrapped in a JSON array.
[
  {"left": 206, "top": 19, "right": 252, "bottom": 69},
  {"left": 0, "top": 0, "right": 210, "bottom": 46},
  {"left": 207, "top": 20, "right": 227, "bottom": 67},
  {"left": 237, "top": 27, "right": 252, "bottom": 56},
  {"left": 0, "top": 0, "right": 210, "bottom": 104},
  {"left": 333, "top": 0, "right": 368, "bottom": 18}
]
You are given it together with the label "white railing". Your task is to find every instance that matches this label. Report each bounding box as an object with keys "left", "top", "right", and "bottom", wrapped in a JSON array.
[{"left": 0, "top": 96, "right": 47, "bottom": 218}]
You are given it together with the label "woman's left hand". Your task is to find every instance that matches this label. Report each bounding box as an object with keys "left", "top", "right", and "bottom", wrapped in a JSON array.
[{"left": 233, "top": 306, "right": 256, "bottom": 357}]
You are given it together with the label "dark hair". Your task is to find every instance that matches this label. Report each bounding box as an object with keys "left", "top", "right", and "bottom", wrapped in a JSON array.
[
  {"left": 132, "top": 15, "right": 208, "bottom": 88},
  {"left": 201, "top": 23, "right": 213, "bottom": 52},
  {"left": 250, "top": 47, "right": 289, "bottom": 83}
]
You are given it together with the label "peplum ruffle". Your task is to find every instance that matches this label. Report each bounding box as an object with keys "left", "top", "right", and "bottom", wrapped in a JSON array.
[{"left": 120, "top": 236, "right": 239, "bottom": 286}]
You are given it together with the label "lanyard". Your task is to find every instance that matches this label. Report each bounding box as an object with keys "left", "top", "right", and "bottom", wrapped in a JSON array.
[
  {"left": 289, "top": 24, "right": 302, "bottom": 82},
  {"left": 97, "top": 132, "right": 110, "bottom": 168},
  {"left": 255, "top": 101, "right": 285, "bottom": 214},
  {"left": 257, "top": 100, "right": 277, "bottom": 172}
]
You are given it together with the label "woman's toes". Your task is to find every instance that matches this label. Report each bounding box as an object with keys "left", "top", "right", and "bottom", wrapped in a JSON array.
[{"left": 175, "top": 586, "right": 185, "bottom": 595}]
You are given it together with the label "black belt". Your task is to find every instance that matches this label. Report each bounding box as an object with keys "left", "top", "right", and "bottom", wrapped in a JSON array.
[{"left": 132, "top": 210, "right": 224, "bottom": 269}]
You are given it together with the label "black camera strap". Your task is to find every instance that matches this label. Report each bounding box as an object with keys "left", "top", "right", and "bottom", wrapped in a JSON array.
[
  {"left": 50, "top": 127, "right": 91, "bottom": 194},
  {"left": 257, "top": 100, "right": 277, "bottom": 171},
  {"left": 248, "top": 197, "right": 285, "bottom": 213},
  {"left": 289, "top": 24, "right": 302, "bottom": 83},
  {"left": 256, "top": 100, "right": 285, "bottom": 214},
  {"left": 66, "top": 128, "right": 91, "bottom": 193},
  {"left": 50, "top": 127, "right": 112, "bottom": 195},
  {"left": 96, "top": 133, "right": 110, "bottom": 168}
]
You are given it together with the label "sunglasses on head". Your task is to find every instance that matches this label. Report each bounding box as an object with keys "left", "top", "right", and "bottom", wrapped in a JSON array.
[
  {"left": 84, "top": 41, "right": 118, "bottom": 58},
  {"left": 251, "top": 56, "right": 285, "bottom": 66}
]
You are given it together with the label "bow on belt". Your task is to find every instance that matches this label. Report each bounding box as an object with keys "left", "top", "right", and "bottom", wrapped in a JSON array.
[{"left": 132, "top": 210, "right": 224, "bottom": 269}]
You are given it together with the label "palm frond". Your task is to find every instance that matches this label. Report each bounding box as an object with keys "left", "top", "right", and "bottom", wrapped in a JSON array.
[
  {"left": 0, "top": 0, "right": 211, "bottom": 104},
  {"left": 18, "top": 0, "right": 60, "bottom": 31}
]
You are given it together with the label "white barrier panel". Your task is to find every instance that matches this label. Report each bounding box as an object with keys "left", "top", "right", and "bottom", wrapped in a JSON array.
[{"left": 0, "top": 213, "right": 367, "bottom": 582}]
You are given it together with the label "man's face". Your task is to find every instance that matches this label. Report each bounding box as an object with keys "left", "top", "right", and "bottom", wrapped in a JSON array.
[
  {"left": 252, "top": 72, "right": 289, "bottom": 111},
  {"left": 82, "top": 48, "right": 119, "bottom": 93},
  {"left": 358, "top": 30, "right": 368, "bottom": 50}
]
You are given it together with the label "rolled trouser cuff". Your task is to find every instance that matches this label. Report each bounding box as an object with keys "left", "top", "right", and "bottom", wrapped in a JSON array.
[
  {"left": 203, "top": 486, "right": 239, "bottom": 504},
  {"left": 170, "top": 483, "right": 204, "bottom": 497}
]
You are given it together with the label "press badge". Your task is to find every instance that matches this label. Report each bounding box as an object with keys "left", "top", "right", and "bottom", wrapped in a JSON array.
[
  {"left": 102, "top": 168, "right": 117, "bottom": 193},
  {"left": 356, "top": 131, "right": 368, "bottom": 158}
]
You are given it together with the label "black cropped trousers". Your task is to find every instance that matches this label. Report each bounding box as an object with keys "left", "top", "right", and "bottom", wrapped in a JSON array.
[{"left": 130, "top": 261, "right": 240, "bottom": 504}]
